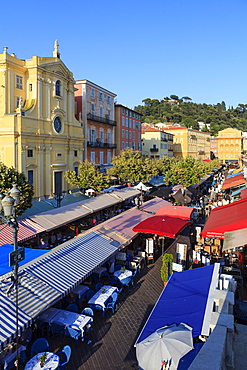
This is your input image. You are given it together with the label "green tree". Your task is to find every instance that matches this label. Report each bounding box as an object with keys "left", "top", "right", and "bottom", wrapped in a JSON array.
[
  {"left": 164, "top": 157, "right": 208, "bottom": 186},
  {"left": 65, "top": 160, "right": 110, "bottom": 193},
  {"left": 160, "top": 253, "right": 173, "bottom": 282},
  {"left": 108, "top": 148, "right": 158, "bottom": 183},
  {"left": 0, "top": 162, "right": 34, "bottom": 216}
]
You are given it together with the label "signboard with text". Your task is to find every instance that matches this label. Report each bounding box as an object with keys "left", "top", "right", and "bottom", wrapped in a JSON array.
[{"left": 9, "top": 248, "right": 25, "bottom": 267}]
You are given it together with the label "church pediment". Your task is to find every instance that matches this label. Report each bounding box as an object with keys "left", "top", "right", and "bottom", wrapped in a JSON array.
[{"left": 40, "top": 61, "right": 72, "bottom": 81}]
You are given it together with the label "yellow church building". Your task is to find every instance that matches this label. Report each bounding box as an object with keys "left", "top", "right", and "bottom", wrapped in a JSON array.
[{"left": 0, "top": 42, "right": 84, "bottom": 201}]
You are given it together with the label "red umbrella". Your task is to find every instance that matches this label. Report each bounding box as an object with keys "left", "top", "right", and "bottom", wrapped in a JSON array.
[
  {"left": 132, "top": 216, "right": 191, "bottom": 238},
  {"left": 155, "top": 205, "right": 194, "bottom": 220}
]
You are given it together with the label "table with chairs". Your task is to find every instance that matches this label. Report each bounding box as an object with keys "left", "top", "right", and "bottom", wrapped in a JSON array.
[
  {"left": 88, "top": 285, "right": 118, "bottom": 315},
  {"left": 114, "top": 268, "right": 134, "bottom": 289},
  {"left": 71, "top": 285, "right": 90, "bottom": 303},
  {"left": 91, "top": 266, "right": 108, "bottom": 282},
  {"left": 24, "top": 351, "right": 59, "bottom": 370},
  {"left": 0, "top": 345, "right": 26, "bottom": 370},
  {"left": 37, "top": 308, "right": 93, "bottom": 342}
]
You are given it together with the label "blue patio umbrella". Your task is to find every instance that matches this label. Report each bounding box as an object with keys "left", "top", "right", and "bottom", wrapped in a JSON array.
[{"left": 136, "top": 323, "right": 193, "bottom": 370}]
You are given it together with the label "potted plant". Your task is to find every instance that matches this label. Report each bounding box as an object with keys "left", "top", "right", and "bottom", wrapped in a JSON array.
[
  {"left": 160, "top": 253, "right": 173, "bottom": 286},
  {"left": 40, "top": 352, "right": 47, "bottom": 368}
]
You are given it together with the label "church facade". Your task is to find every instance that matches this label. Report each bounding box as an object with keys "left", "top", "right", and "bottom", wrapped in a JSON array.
[{"left": 0, "top": 42, "right": 84, "bottom": 200}]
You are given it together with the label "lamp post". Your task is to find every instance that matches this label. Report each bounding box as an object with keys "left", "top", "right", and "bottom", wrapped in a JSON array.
[
  {"left": 54, "top": 190, "right": 66, "bottom": 208},
  {"left": 0, "top": 184, "right": 21, "bottom": 370}
]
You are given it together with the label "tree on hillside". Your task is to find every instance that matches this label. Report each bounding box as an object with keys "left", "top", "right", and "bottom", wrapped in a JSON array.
[
  {"left": 65, "top": 160, "right": 110, "bottom": 193},
  {"left": 182, "top": 96, "right": 192, "bottom": 102},
  {"left": 0, "top": 162, "right": 34, "bottom": 216},
  {"left": 108, "top": 148, "right": 158, "bottom": 183},
  {"left": 134, "top": 95, "right": 247, "bottom": 135}
]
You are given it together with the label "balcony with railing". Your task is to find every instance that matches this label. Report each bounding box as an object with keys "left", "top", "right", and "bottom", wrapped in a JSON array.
[
  {"left": 87, "top": 113, "right": 117, "bottom": 126},
  {"left": 150, "top": 147, "right": 159, "bottom": 152},
  {"left": 87, "top": 141, "right": 117, "bottom": 149}
]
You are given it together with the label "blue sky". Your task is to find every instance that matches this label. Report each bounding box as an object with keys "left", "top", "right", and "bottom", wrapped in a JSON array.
[{"left": 2, "top": 0, "right": 247, "bottom": 109}]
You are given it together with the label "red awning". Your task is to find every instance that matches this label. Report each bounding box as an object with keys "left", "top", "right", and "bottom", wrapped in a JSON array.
[
  {"left": 221, "top": 178, "right": 246, "bottom": 191},
  {"left": 221, "top": 174, "right": 245, "bottom": 191},
  {"left": 132, "top": 216, "right": 191, "bottom": 238},
  {"left": 201, "top": 198, "right": 247, "bottom": 239},
  {"left": 224, "top": 173, "right": 244, "bottom": 184},
  {"left": 0, "top": 218, "right": 45, "bottom": 245},
  {"left": 241, "top": 188, "right": 247, "bottom": 199},
  {"left": 155, "top": 205, "right": 194, "bottom": 220}
]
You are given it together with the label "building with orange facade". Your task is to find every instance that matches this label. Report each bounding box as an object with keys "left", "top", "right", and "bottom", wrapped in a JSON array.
[
  {"left": 114, "top": 104, "right": 142, "bottom": 155},
  {"left": 74, "top": 80, "right": 117, "bottom": 172}
]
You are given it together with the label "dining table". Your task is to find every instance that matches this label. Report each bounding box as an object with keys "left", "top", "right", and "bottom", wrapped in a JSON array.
[
  {"left": 114, "top": 269, "right": 133, "bottom": 287},
  {"left": 72, "top": 284, "right": 90, "bottom": 300},
  {"left": 114, "top": 269, "right": 132, "bottom": 281},
  {"left": 88, "top": 285, "right": 118, "bottom": 313},
  {"left": 24, "top": 352, "right": 59, "bottom": 370},
  {"left": 0, "top": 346, "right": 26, "bottom": 370},
  {"left": 37, "top": 308, "right": 93, "bottom": 338}
]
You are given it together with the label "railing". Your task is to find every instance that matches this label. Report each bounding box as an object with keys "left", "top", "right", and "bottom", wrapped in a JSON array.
[
  {"left": 161, "top": 137, "right": 168, "bottom": 142},
  {"left": 150, "top": 148, "right": 159, "bottom": 152},
  {"left": 87, "top": 113, "right": 117, "bottom": 126},
  {"left": 87, "top": 141, "right": 117, "bottom": 149}
]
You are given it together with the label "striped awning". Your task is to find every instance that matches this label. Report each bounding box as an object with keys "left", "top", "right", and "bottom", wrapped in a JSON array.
[
  {"left": 0, "top": 291, "right": 32, "bottom": 349},
  {"left": 0, "top": 271, "right": 61, "bottom": 317},
  {"left": 24, "top": 231, "right": 121, "bottom": 295},
  {"left": 0, "top": 218, "right": 45, "bottom": 246}
]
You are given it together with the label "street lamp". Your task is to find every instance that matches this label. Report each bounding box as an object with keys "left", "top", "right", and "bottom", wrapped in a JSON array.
[
  {"left": 53, "top": 190, "right": 66, "bottom": 208},
  {"left": 0, "top": 184, "right": 21, "bottom": 370}
]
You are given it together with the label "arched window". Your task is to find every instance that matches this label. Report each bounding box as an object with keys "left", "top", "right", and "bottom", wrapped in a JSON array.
[{"left": 55, "top": 80, "right": 61, "bottom": 96}]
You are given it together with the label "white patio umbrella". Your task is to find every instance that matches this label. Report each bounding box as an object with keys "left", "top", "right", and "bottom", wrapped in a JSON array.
[
  {"left": 136, "top": 323, "right": 193, "bottom": 370},
  {"left": 134, "top": 182, "right": 152, "bottom": 191}
]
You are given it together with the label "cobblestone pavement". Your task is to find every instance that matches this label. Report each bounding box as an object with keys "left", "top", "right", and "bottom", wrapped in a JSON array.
[{"left": 47, "top": 257, "right": 163, "bottom": 370}]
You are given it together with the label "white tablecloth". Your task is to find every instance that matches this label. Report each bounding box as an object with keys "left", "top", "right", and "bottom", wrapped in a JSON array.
[
  {"left": 24, "top": 352, "right": 59, "bottom": 370},
  {"left": 0, "top": 346, "right": 26, "bottom": 370},
  {"left": 37, "top": 308, "right": 60, "bottom": 324},
  {"left": 51, "top": 310, "right": 93, "bottom": 337},
  {"left": 88, "top": 285, "right": 117, "bottom": 309},
  {"left": 72, "top": 285, "right": 90, "bottom": 299},
  {"left": 37, "top": 308, "right": 93, "bottom": 337},
  {"left": 114, "top": 269, "right": 132, "bottom": 281}
]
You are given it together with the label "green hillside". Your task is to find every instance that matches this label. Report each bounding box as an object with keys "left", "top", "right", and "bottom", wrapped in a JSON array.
[{"left": 134, "top": 95, "right": 247, "bottom": 135}]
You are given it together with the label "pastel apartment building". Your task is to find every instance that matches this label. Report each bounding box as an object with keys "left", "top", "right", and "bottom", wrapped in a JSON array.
[
  {"left": 141, "top": 125, "right": 173, "bottom": 158},
  {"left": 216, "top": 128, "right": 242, "bottom": 163},
  {"left": 164, "top": 126, "right": 211, "bottom": 159},
  {"left": 74, "top": 80, "right": 117, "bottom": 172},
  {"left": 114, "top": 104, "right": 142, "bottom": 155}
]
